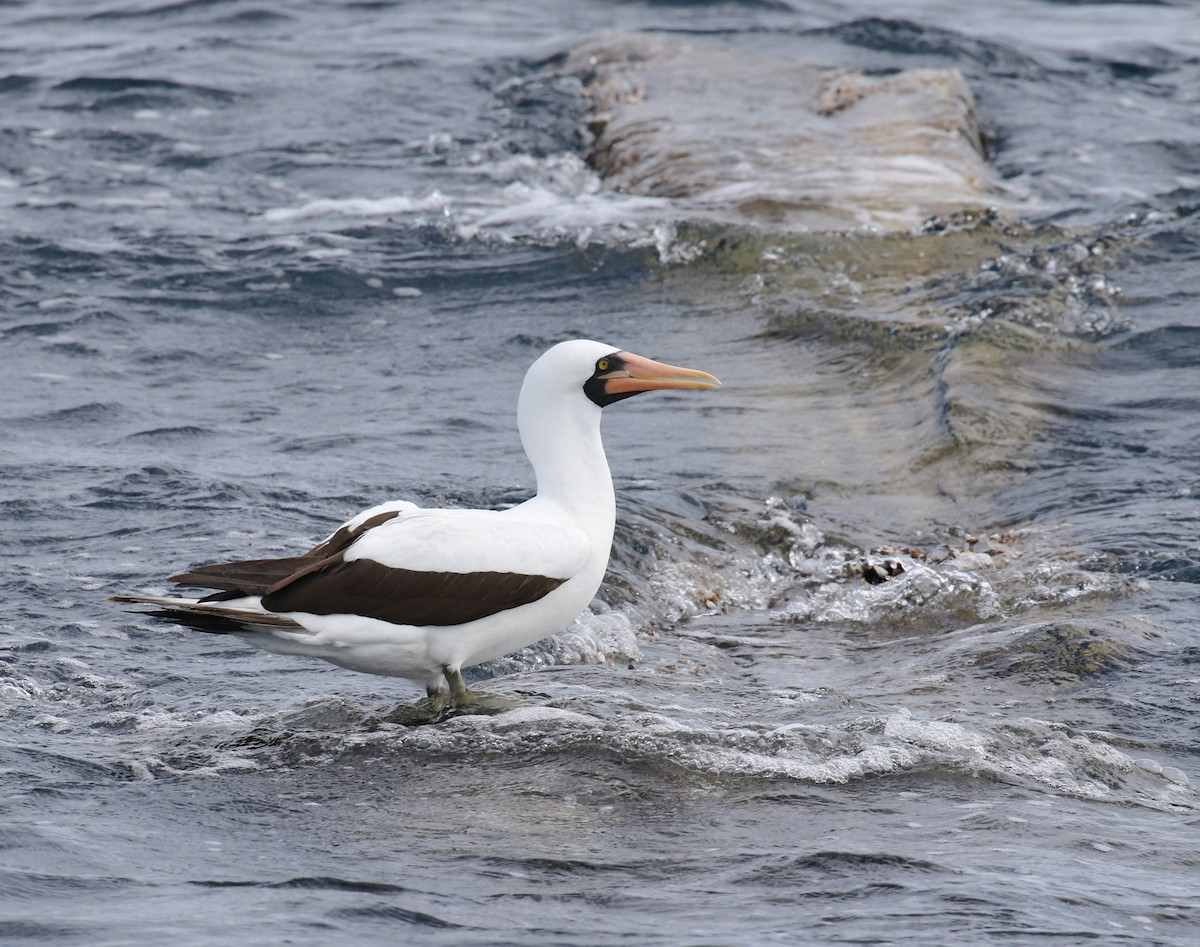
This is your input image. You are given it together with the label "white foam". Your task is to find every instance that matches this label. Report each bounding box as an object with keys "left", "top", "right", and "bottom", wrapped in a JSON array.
[
  {"left": 884, "top": 707, "right": 988, "bottom": 758},
  {"left": 261, "top": 191, "right": 448, "bottom": 222},
  {"left": 785, "top": 559, "right": 1003, "bottom": 626},
  {"left": 498, "top": 609, "right": 642, "bottom": 671},
  {"left": 257, "top": 153, "right": 672, "bottom": 247},
  {"left": 485, "top": 704, "right": 598, "bottom": 732}
]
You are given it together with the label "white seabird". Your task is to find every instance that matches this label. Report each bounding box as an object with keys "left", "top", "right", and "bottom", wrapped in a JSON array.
[{"left": 112, "top": 339, "right": 720, "bottom": 701}]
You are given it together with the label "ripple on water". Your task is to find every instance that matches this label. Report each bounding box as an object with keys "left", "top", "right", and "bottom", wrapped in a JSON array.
[
  {"left": 73, "top": 681, "right": 1192, "bottom": 817},
  {"left": 17, "top": 402, "right": 131, "bottom": 428},
  {"left": 123, "top": 425, "right": 217, "bottom": 441}
]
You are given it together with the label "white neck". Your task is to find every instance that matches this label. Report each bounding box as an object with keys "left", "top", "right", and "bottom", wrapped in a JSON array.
[
  {"left": 520, "top": 393, "right": 614, "bottom": 520},
  {"left": 510, "top": 338, "right": 630, "bottom": 556},
  {"left": 517, "top": 383, "right": 616, "bottom": 540}
]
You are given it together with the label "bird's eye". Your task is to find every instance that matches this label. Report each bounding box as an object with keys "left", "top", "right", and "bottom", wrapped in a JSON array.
[{"left": 596, "top": 358, "right": 610, "bottom": 372}]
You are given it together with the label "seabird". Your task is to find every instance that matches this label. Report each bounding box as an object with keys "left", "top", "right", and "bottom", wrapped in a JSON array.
[{"left": 112, "top": 339, "right": 720, "bottom": 701}]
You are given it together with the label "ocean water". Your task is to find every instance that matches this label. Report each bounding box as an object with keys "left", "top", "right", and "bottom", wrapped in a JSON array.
[{"left": 2, "top": 1, "right": 1199, "bottom": 944}]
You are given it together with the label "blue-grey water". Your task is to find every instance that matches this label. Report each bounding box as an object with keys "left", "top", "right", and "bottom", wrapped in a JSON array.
[{"left": 3, "top": 1, "right": 1199, "bottom": 944}]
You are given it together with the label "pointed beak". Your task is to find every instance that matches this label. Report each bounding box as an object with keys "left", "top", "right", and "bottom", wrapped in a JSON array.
[{"left": 600, "top": 351, "right": 721, "bottom": 395}]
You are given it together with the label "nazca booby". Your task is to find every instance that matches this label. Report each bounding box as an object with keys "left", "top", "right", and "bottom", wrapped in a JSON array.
[{"left": 112, "top": 340, "right": 720, "bottom": 700}]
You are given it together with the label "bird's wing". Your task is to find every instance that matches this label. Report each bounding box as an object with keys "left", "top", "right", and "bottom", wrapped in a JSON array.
[
  {"left": 259, "top": 508, "right": 591, "bottom": 627},
  {"left": 169, "top": 501, "right": 418, "bottom": 597}
]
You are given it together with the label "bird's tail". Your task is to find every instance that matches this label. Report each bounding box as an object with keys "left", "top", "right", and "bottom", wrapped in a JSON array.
[{"left": 109, "top": 593, "right": 304, "bottom": 634}]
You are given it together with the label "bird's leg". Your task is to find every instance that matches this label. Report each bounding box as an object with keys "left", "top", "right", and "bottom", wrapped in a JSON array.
[
  {"left": 443, "top": 665, "right": 470, "bottom": 703},
  {"left": 408, "top": 665, "right": 518, "bottom": 718}
]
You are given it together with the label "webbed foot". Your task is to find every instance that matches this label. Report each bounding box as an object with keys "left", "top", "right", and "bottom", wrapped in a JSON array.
[{"left": 384, "top": 667, "right": 519, "bottom": 724}]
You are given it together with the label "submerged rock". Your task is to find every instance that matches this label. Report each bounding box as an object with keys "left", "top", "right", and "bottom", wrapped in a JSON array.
[{"left": 566, "top": 33, "right": 1003, "bottom": 232}]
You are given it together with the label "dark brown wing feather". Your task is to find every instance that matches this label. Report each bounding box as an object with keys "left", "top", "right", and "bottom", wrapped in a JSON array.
[
  {"left": 260, "top": 557, "right": 566, "bottom": 627},
  {"left": 168, "top": 509, "right": 405, "bottom": 598},
  {"left": 170, "top": 556, "right": 318, "bottom": 595},
  {"left": 304, "top": 510, "right": 406, "bottom": 558}
]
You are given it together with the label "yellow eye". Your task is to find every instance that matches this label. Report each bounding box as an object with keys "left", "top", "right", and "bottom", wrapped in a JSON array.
[{"left": 597, "top": 358, "right": 610, "bottom": 372}]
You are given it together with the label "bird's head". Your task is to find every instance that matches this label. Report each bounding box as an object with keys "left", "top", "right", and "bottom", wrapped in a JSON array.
[
  {"left": 522, "top": 339, "right": 721, "bottom": 411},
  {"left": 516, "top": 339, "right": 720, "bottom": 502}
]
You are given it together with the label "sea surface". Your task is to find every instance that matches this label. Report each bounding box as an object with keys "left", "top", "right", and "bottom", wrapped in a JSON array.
[{"left": 2, "top": 1, "right": 1199, "bottom": 944}]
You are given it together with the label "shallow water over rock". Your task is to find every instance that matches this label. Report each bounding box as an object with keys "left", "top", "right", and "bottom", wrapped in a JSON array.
[{"left": 569, "top": 32, "right": 1002, "bottom": 230}]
